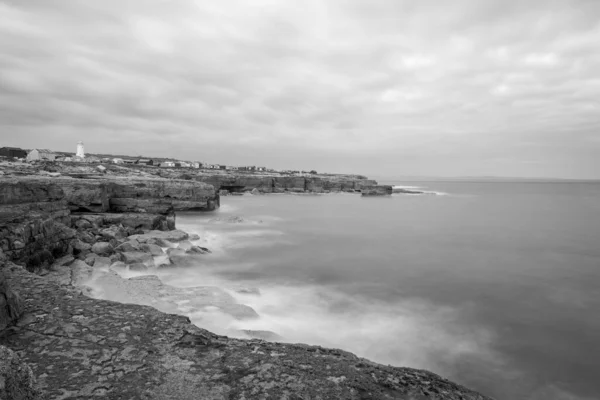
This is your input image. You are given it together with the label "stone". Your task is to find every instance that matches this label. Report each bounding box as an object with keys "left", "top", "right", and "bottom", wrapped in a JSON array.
[
  {"left": 121, "top": 252, "right": 154, "bottom": 267},
  {"left": 166, "top": 248, "right": 186, "bottom": 257},
  {"left": 109, "top": 261, "right": 127, "bottom": 272},
  {"left": 96, "top": 165, "right": 107, "bottom": 173},
  {"left": 187, "top": 246, "right": 211, "bottom": 254},
  {"left": 149, "top": 238, "right": 173, "bottom": 248},
  {"left": 140, "top": 243, "right": 163, "bottom": 256},
  {"left": 188, "top": 233, "right": 200, "bottom": 241},
  {"left": 0, "top": 345, "right": 41, "bottom": 400},
  {"left": 70, "top": 259, "right": 94, "bottom": 286},
  {"left": 177, "top": 240, "right": 193, "bottom": 251},
  {"left": 93, "top": 257, "right": 111, "bottom": 268},
  {"left": 128, "top": 229, "right": 189, "bottom": 243},
  {"left": 71, "top": 239, "right": 92, "bottom": 257},
  {"left": 84, "top": 253, "right": 97, "bottom": 266},
  {"left": 74, "top": 218, "right": 93, "bottom": 230},
  {"left": 251, "top": 188, "right": 260, "bottom": 195},
  {"left": 99, "top": 225, "right": 127, "bottom": 240},
  {"left": 0, "top": 261, "right": 491, "bottom": 400},
  {"left": 91, "top": 242, "right": 114, "bottom": 256},
  {"left": 114, "top": 241, "right": 140, "bottom": 253},
  {"left": 128, "top": 263, "right": 148, "bottom": 272}
]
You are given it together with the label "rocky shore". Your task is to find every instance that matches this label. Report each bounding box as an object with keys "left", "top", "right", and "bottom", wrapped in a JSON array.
[{"left": 0, "top": 160, "right": 490, "bottom": 399}]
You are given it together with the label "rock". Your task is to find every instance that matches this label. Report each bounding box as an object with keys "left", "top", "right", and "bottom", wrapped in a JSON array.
[
  {"left": 166, "top": 248, "right": 186, "bottom": 257},
  {"left": 96, "top": 165, "right": 107, "bottom": 173},
  {"left": 109, "top": 261, "right": 127, "bottom": 272},
  {"left": 109, "top": 253, "right": 123, "bottom": 263},
  {"left": 99, "top": 225, "right": 127, "bottom": 240},
  {"left": 0, "top": 264, "right": 491, "bottom": 400},
  {"left": 240, "top": 329, "right": 283, "bottom": 341},
  {"left": 128, "top": 229, "right": 189, "bottom": 243},
  {"left": 93, "top": 257, "right": 111, "bottom": 268},
  {"left": 0, "top": 345, "right": 41, "bottom": 400},
  {"left": 71, "top": 239, "right": 92, "bottom": 257},
  {"left": 121, "top": 252, "right": 154, "bottom": 267},
  {"left": 251, "top": 188, "right": 260, "bottom": 195},
  {"left": 188, "top": 233, "right": 200, "bottom": 241},
  {"left": 361, "top": 185, "right": 393, "bottom": 196},
  {"left": 91, "top": 242, "right": 114, "bottom": 256},
  {"left": 74, "top": 218, "right": 93, "bottom": 230},
  {"left": 128, "top": 263, "right": 148, "bottom": 272},
  {"left": 140, "top": 243, "right": 163, "bottom": 256},
  {"left": 177, "top": 240, "right": 193, "bottom": 251},
  {"left": 219, "top": 189, "right": 230, "bottom": 196},
  {"left": 70, "top": 259, "right": 94, "bottom": 286},
  {"left": 187, "top": 246, "right": 211, "bottom": 254},
  {"left": 0, "top": 272, "right": 23, "bottom": 330},
  {"left": 147, "top": 238, "right": 173, "bottom": 248},
  {"left": 234, "top": 287, "right": 261, "bottom": 295},
  {"left": 76, "top": 230, "right": 96, "bottom": 244},
  {"left": 52, "top": 254, "right": 74, "bottom": 267},
  {"left": 84, "top": 253, "right": 97, "bottom": 266},
  {"left": 114, "top": 241, "right": 140, "bottom": 253}
]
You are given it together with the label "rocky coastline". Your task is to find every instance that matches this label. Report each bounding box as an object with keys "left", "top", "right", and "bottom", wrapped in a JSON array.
[{"left": 0, "top": 160, "right": 489, "bottom": 399}]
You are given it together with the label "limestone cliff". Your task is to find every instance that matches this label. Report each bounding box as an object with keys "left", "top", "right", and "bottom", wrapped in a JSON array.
[{"left": 0, "top": 164, "right": 492, "bottom": 399}]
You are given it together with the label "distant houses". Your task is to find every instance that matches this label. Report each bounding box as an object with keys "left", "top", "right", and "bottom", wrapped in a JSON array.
[
  {"left": 26, "top": 149, "right": 57, "bottom": 162},
  {"left": 136, "top": 158, "right": 153, "bottom": 166},
  {"left": 0, "top": 147, "right": 27, "bottom": 159}
]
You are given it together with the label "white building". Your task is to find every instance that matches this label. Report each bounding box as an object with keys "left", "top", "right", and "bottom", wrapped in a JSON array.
[
  {"left": 26, "top": 149, "right": 56, "bottom": 162},
  {"left": 76, "top": 141, "right": 85, "bottom": 158}
]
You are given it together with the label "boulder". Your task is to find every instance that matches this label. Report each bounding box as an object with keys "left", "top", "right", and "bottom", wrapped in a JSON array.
[
  {"left": 96, "top": 165, "right": 107, "bottom": 173},
  {"left": 128, "top": 263, "right": 148, "bottom": 272},
  {"left": 177, "top": 240, "right": 193, "bottom": 251},
  {"left": 121, "top": 252, "right": 154, "bottom": 267},
  {"left": 93, "top": 257, "right": 111, "bottom": 269},
  {"left": 0, "top": 272, "right": 23, "bottom": 330},
  {"left": 114, "top": 241, "right": 140, "bottom": 253},
  {"left": 188, "top": 233, "right": 200, "bottom": 241},
  {"left": 251, "top": 188, "right": 261, "bottom": 195},
  {"left": 70, "top": 260, "right": 94, "bottom": 286},
  {"left": 91, "top": 242, "right": 114, "bottom": 256},
  {"left": 0, "top": 345, "right": 41, "bottom": 400},
  {"left": 140, "top": 243, "right": 163, "bottom": 256},
  {"left": 109, "top": 261, "right": 127, "bottom": 272},
  {"left": 84, "top": 253, "right": 97, "bottom": 266},
  {"left": 166, "top": 248, "right": 186, "bottom": 257},
  {"left": 76, "top": 230, "right": 96, "bottom": 244},
  {"left": 128, "top": 229, "right": 189, "bottom": 243},
  {"left": 99, "top": 225, "right": 127, "bottom": 240},
  {"left": 71, "top": 239, "right": 91, "bottom": 257},
  {"left": 187, "top": 246, "right": 211, "bottom": 254},
  {"left": 147, "top": 238, "right": 173, "bottom": 248}
]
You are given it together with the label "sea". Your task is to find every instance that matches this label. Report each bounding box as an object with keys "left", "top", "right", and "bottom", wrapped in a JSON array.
[{"left": 160, "top": 181, "right": 600, "bottom": 400}]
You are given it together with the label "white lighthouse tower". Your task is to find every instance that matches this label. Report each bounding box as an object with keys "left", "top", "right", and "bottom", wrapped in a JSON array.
[{"left": 76, "top": 141, "right": 85, "bottom": 158}]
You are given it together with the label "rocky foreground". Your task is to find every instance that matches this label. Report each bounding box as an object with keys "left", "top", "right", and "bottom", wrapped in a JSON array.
[{"left": 0, "top": 160, "right": 490, "bottom": 399}]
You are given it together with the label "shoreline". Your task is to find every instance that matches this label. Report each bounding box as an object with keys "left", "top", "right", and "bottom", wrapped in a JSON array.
[{"left": 0, "top": 160, "right": 490, "bottom": 399}]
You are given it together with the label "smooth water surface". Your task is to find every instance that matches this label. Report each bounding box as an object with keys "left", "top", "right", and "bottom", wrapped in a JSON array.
[{"left": 170, "top": 182, "right": 600, "bottom": 400}]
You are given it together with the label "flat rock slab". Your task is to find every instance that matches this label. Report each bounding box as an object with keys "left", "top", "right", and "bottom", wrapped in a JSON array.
[
  {"left": 129, "top": 230, "right": 189, "bottom": 243},
  {"left": 0, "top": 264, "right": 491, "bottom": 400},
  {"left": 91, "top": 272, "right": 259, "bottom": 321}
]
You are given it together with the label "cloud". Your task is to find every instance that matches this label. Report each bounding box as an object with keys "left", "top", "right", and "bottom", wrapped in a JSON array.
[{"left": 0, "top": 0, "right": 599, "bottom": 177}]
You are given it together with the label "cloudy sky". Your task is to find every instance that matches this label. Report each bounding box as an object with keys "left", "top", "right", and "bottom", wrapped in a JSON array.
[{"left": 1, "top": 0, "right": 599, "bottom": 178}]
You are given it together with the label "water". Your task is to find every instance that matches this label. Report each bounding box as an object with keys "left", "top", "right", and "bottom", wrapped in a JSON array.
[{"left": 167, "top": 182, "right": 600, "bottom": 400}]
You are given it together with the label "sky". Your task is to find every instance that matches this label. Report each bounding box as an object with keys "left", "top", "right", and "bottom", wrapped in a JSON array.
[{"left": 0, "top": 0, "right": 599, "bottom": 179}]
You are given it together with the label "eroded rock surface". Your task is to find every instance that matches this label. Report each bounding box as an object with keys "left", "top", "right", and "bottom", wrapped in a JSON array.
[{"left": 0, "top": 263, "right": 492, "bottom": 400}]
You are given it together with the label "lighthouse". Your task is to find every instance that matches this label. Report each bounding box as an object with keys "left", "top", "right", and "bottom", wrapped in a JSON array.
[{"left": 76, "top": 141, "right": 85, "bottom": 158}]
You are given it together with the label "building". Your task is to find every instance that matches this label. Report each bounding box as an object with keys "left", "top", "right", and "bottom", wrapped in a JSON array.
[
  {"left": 257, "top": 167, "right": 266, "bottom": 172},
  {"left": 161, "top": 161, "right": 175, "bottom": 168},
  {"left": 122, "top": 159, "right": 136, "bottom": 164},
  {"left": 86, "top": 155, "right": 100, "bottom": 163},
  {"left": 112, "top": 158, "right": 123, "bottom": 164},
  {"left": 136, "top": 159, "right": 153, "bottom": 166},
  {"left": 191, "top": 162, "right": 200, "bottom": 169},
  {"left": 0, "top": 147, "right": 27, "bottom": 159},
  {"left": 26, "top": 149, "right": 56, "bottom": 162},
  {"left": 76, "top": 141, "right": 85, "bottom": 158}
]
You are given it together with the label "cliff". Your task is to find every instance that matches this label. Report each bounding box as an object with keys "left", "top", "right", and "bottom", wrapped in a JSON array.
[
  {"left": 0, "top": 162, "right": 492, "bottom": 399},
  {"left": 0, "top": 262, "right": 491, "bottom": 400}
]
